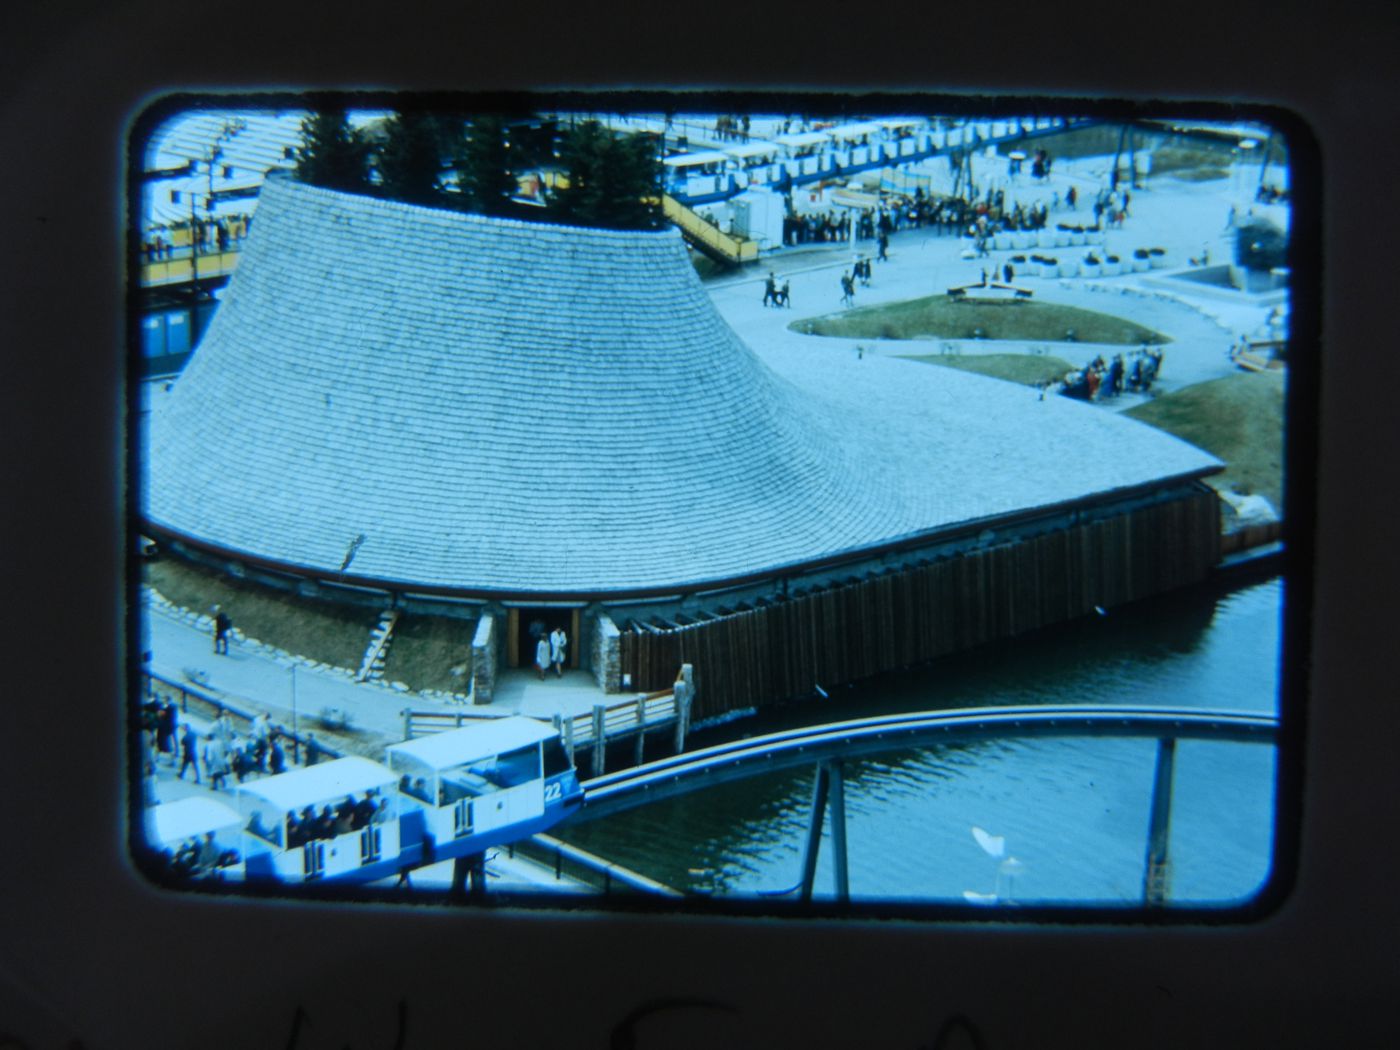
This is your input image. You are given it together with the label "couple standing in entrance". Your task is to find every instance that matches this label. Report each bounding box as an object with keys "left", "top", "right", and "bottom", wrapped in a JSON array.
[{"left": 534, "top": 626, "right": 568, "bottom": 680}]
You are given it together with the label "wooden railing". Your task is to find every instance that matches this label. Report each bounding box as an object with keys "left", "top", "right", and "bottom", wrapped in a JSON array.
[
  {"left": 399, "top": 687, "right": 683, "bottom": 777},
  {"left": 400, "top": 689, "right": 678, "bottom": 749}
]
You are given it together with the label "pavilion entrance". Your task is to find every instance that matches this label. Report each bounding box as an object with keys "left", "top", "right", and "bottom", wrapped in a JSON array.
[{"left": 506, "top": 606, "right": 582, "bottom": 671}]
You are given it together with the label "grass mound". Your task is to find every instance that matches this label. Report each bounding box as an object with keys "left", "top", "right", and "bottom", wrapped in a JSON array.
[
  {"left": 144, "top": 557, "right": 479, "bottom": 694},
  {"left": 143, "top": 557, "right": 377, "bottom": 670},
  {"left": 792, "top": 296, "right": 1169, "bottom": 346},
  {"left": 381, "top": 615, "right": 476, "bottom": 695},
  {"left": 906, "top": 353, "right": 1076, "bottom": 386},
  {"left": 1124, "top": 370, "right": 1285, "bottom": 508}
]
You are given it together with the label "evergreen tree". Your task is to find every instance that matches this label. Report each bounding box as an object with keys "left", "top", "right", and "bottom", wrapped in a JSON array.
[
  {"left": 456, "top": 115, "right": 518, "bottom": 216},
  {"left": 1234, "top": 217, "right": 1287, "bottom": 272},
  {"left": 555, "top": 120, "right": 662, "bottom": 230},
  {"left": 377, "top": 111, "right": 447, "bottom": 207},
  {"left": 295, "top": 108, "right": 371, "bottom": 193}
]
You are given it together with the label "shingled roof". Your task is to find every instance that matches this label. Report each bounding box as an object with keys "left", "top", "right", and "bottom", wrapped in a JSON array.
[{"left": 143, "top": 176, "right": 1221, "bottom": 596}]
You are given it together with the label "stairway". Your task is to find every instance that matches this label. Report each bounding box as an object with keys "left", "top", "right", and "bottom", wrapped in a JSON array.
[
  {"left": 663, "top": 195, "right": 759, "bottom": 266},
  {"left": 357, "top": 609, "right": 400, "bottom": 683}
]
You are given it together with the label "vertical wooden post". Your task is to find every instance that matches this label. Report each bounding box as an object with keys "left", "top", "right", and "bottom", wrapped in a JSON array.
[
  {"left": 402, "top": 708, "right": 412, "bottom": 741},
  {"left": 455, "top": 712, "right": 463, "bottom": 729},
  {"left": 1143, "top": 736, "right": 1177, "bottom": 906},
  {"left": 591, "top": 703, "right": 607, "bottom": 777},
  {"left": 563, "top": 716, "right": 575, "bottom": 767},
  {"left": 828, "top": 759, "right": 849, "bottom": 904},
  {"left": 634, "top": 697, "right": 646, "bottom": 767}
]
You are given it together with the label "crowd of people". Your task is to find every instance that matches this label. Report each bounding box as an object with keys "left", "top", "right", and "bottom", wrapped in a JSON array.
[
  {"left": 279, "top": 791, "right": 392, "bottom": 848},
  {"left": 1048, "top": 347, "right": 1165, "bottom": 402},
  {"left": 141, "top": 695, "right": 324, "bottom": 798},
  {"left": 140, "top": 212, "right": 253, "bottom": 263},
  {"left": 782, "top": 181, "right": 1082, "bottom": 252},
  {"left": 712, "top": 114, "right": 751, "bottom": 142}
]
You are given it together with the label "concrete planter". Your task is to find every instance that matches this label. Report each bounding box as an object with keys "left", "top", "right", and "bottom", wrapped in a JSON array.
[
  {"left": 994, "top": 233, "right": 1012, "bottom": 250},
  {"left": 1059, "top": 260, "right": 1078, "bottom": 278},
  {"left": 1037, "top": 229, "right": 1055, "bottom": 248},
  {"left": 1132, "top": 255, "right": 1151, "bottom": 273},
  {"left": 1080, "top": 261, "right": 1102, "bottom": 278},
  {"left": 1149, "top": 249, "right": 1168, "bottom": 269},
  {"left": 1070, "top": 230, "right": 1086, "bottom": 246},
  {"left": 1054, "top": 232, "right": 1069, "bottom": 248},
  {"left": 1101, "top": 259, "right": 1123, "bottom": 276}
]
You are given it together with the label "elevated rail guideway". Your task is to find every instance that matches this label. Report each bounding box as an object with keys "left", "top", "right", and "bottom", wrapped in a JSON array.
[{"left": 568, "top": 704, "right": 1280, "bottom": 906}]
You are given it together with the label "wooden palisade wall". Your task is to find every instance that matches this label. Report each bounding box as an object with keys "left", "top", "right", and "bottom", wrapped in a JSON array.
[{"left": 619, "top": 488, "right": 1220, "bottom": 722}]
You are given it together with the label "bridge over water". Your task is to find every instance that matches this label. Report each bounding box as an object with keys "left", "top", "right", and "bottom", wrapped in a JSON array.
[{"left": 561, "top": 704, "right": 1279, "bottom": 906}]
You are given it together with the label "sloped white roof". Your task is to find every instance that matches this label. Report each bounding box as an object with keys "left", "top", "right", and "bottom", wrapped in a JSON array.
[
  {"left": 145, "top": 796, "right": 243, "bottom": 845},
  {"left": 235, "top": 756, "right": 394, "bottom": 813},
  {"left": 385, "top": 717, "right": 555, "bottom": 771},
  {"left": 144, "top": 177, "right": 1221, "bottom": 595}
]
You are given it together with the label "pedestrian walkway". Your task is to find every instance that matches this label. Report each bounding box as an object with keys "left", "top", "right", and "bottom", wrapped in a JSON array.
[
  {"left": 142, "top": 595, "right": 618, "bottom": 749},
  {"left": 708, "top": 155, "right": 1281, "bottom": 400}
]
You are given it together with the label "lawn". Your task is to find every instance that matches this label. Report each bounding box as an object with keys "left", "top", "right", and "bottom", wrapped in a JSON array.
[
  {"left": 1124, "top": 370, "right": 1285, "bottom": 509},
  {"left": 792, "top": 296, "right": 1170, "bottom": 345},
  {"left": 906, "top": 352, "right": 1076, "bottom": 386}
]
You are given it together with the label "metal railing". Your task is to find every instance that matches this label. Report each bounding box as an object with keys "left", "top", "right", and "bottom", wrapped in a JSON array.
[{"left": 574, "top": 704, "right": 1278, "bottom": 821}]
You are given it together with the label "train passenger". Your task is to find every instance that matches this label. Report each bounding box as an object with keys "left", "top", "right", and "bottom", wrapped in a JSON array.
[{"left": 353, "top": 792, "right": 376, "bottom": 829}]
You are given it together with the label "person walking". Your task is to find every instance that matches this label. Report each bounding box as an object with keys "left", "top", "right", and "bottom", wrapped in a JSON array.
[
  {"left": 213, "top": 605, "right": 232, "bottom": 655},
  {"left": 202, "top": 734, "right": 230, "bottom": 791},
  {"left": 304, "top": 732, "right": 324, "bottom": 767},
  {"left": 549, "top": 626, "right": 568, "bottom": 677},
  {"left": 840, "top": 272, "right": 855, "bottom": 307},
  {"left": 534, "top": 634, "right": 551, "bottom": 680},
  {"left": 177, "top": 722, "right": 201, "bottom": 783},
  {"left": 156, "top": 698, "right": 177, "bottom": 766},
  {"left": 268, "top": 733, "right": 287, "bottom": 775},
  {"left": 249, "top": 711, "right": 270, "bottom": 772},
  {"left": 763, "top": 271, "right": 778, "bottom": 307}
]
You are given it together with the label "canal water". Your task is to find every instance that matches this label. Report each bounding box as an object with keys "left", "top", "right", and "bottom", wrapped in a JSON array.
[{"left": 557, "top": 576, "right": 1284, "bottom": 906}]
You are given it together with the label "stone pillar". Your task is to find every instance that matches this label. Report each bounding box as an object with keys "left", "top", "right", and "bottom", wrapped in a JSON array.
[
  {"left": 591, "top": 613, "right": 622, "bottom": 693},
  {"left": 471, "top": 615, "right": 496, "bottom": 705}
]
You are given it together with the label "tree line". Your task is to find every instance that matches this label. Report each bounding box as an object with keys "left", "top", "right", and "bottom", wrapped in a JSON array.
[{"left": 295, "top": 108, "right": 664, "bottom": 231}]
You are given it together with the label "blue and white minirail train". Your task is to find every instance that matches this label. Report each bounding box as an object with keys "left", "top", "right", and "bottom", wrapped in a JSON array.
[{"left": 224, "top": 716, "right": 582, "bottom": 885}]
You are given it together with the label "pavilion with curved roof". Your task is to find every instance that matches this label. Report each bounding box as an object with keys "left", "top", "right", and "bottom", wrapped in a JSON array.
[{"left": 142, "top": 175, "right": 1225, "bottom": 711}]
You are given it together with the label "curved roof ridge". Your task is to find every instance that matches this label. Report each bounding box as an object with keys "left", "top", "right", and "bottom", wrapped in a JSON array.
[{"left": 262, "top": 171, "right": 681, "bottom": 241}]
